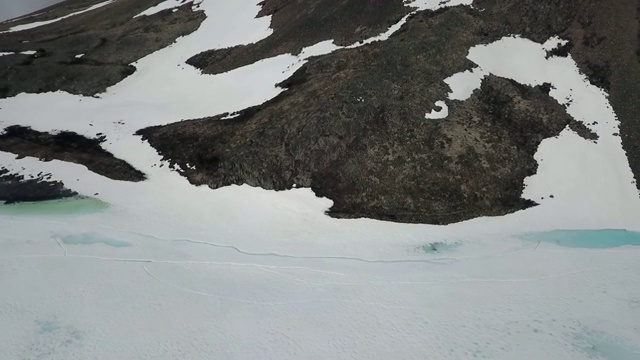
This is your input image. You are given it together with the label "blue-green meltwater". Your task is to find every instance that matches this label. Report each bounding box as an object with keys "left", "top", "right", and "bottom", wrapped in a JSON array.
[
  {"left": 0, "top": 197, "right": 107, "bottom": 216},
  {"left": 520, "top": 229, "right": 640, "bottom": 249}
]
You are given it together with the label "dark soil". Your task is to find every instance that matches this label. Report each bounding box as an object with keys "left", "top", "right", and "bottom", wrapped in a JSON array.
[
  {"left": 186, "top": 0, "right": 410, "bottom": 75},
  {"left": 0, "top": 126, "right": 145, "bottom": 181},
  {"left": 0, "top": 0, "right": 205, "bottom": 98},
  {"left": 0, "top": 167, "right": 77, "bottom": 204}
]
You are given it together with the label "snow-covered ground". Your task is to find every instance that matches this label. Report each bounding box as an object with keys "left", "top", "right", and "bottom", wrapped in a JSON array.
[
  {"left": 0, "top": 0, "right": 115, "bottom": 34},
  {"left": 0, "top": 50, "right": 37, "bottom": 56},
  {"left": 1, "top": 0, "right": 639, "bottom": 359}
]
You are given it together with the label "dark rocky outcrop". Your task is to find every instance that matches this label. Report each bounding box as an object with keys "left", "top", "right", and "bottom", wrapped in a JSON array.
[
  {"left": 141, "top": 74, "right": 582, "bottom": 224},
  {"left": 188, "top": 0, "right": 640, "bottom": 193},
  {"left": 138, "top": 0, "right": 640, "bottom": 224},
  {"left": 137, "top": 4, "right": 589, "bottom": 224},
  {"left": 1, "top": 0, "right": 637, "bottom": 223},
  {"left": 0, "top": 0, "right": 205, "bottom": 98},
  {"left": 0, "top": 167, "right": 77, "bottom": 204},
  {"left": 187, "top": 0, "right": 410, "bottom": 74},
  {"left": 0, "top": 126, "right": 145, "bottom": 181}
]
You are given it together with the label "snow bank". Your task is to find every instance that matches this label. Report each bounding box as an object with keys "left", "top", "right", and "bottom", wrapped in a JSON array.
[
  {"left": 0, "top": 0, "right": 115, "bottom": 34},
  {"left": 424, "top": 100, "right": 449, "bottom": 119},
  {"left": 134, "top": 0, "right": 203, "bottom": 18}
]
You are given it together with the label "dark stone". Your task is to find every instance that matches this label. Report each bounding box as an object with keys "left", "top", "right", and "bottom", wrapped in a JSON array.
[
  {"left": 0, "top": 126, "right": 145, "bottom": 181},
  {"left": 3, "top": 0, "right": 639, "bottom": 223},
  {"left": 545, "top": 40, "right": 572, "bottom": 59},
  {"left": 538, "top": 82, "right": 554, "bottom": 94},
  {"left": 0, "top": 0, "right": 206, "bottom": 98},
  {"left": 139, "top": 73, "right": 578, "bottom": 224},
  {"left": 568, "top": 120, "right": 599, "bottom": 142},
  {"left": 139, "top": 1, "right": 628, "bottom": 224},
  {"left": 0, "top": 167, "right": 77, "bottom": 204},
  {"left": 186, "top": 0, "right": 411, "bottom": 75}
]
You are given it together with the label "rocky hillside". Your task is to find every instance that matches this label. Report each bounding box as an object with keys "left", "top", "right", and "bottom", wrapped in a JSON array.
[
  {"left": 0, "top": 0, "right": 638, "bottom": 223},
  {"left": 140, "top": 0, "right": 637, "bottom": 223},
  {"left": 0, "top": 0, "right": 204, "bottom": 97}
]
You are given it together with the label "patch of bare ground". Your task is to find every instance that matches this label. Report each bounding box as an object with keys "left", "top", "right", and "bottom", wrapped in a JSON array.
[
  {"left": 0, "top": 167, "right": 77, "bottom": 203},
  {"left": 0, "top": 0, "right": 205, "bottom": 98},
  {"left": 186, "top": 0, "right": 410, "bottom": 75},
  {"left": 0, "top": 126, "right": 145, "bottom": 181}
]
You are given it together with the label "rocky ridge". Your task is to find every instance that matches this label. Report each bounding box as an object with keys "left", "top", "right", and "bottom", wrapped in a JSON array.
[
  {"left": 0, "top": 0, "right": 637, "bottom": 221},
  {"left": 140, "top": 1, "right": 613, "bottom": 224}
]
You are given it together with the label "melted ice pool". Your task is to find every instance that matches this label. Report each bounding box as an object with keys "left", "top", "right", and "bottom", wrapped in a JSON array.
[
  {"left": 520, "top": 229, "right": 640, "bottom": 249},
  {"left": 59, "top": 233, "right": 131, "bottom": 248},
  {"left": 0, "top": 197, "right": 107, "bottom": 215}
]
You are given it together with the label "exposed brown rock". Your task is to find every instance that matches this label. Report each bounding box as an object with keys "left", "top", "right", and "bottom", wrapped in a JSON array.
[
  {"left": 0, "top": 126, "right": 145, "bottom": 182},
  {"left": 139, "top": 4, "right": 601, "bottom": 224},
  {"left": 0, "top": 0, "right": 205, "bottom": 98},
  {"left": 186, "top": 0, "right": 410, "bottom": 75},
  {"left": 0, "top": 167, "right": 77, "bottom": 204},
  {"left": 140, "top": 72, "right": 580, "bottom": 224},
  {"left": 476, "top": 0, "right": 640, "bottom": 191},
  {"left": 562, "top": 0, "right": 640, "bottom": 192},
  {"left": 1, "top": 0, "right": 637, "bottom": 222}
]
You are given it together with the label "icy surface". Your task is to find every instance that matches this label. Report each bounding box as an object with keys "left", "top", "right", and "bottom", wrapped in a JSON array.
[
  {"left": 0, "top": 0, "right": 115, "bottom": 34},
  {"left": 0, "top": 1, "right": 639, "bottom": 359},
  {"left": 520, "top": 229, "right": 640, "bottom": 249},
  {"left": 58, "top": 233, "right": 132, "bottom": 248}
]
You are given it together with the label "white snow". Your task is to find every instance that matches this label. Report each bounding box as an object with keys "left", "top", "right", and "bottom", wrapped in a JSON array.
[
  {"left": 134, "top": 0, "right": 204, "bottom": 18},
  {"left": 0, "top": 50, "right": 38, "bottom": 56},
  {"left": 466, "top": 35, "right": 639, "bottom": 220},
  {"left": 134, "top": 0, "right": 184, "bottom": 18},
  {"left": 444, "top": 66, "right": 488, "bottom": 100},
  {"left": 409, "top": 0, "right": 474, "bottom": 10},
  {"left": 0, "top": 0, "right": 115, "bottom": 34},
  {"left": 0, "top": 1, "right": 639, "bottom": 359},
  {"left": 424, "top": 100, "right": 449, "bottom": 119},
  {"left": 344, "top": 0, "right": 474, "bottom": 47}
]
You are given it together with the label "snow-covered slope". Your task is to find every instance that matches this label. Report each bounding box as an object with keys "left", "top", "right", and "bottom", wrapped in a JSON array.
[
  {"left": 0, "top": 0, "right": 115, "bottom": 34},
  {"left": 0, "top": 0, "right": 639, "bottom": 358}
]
